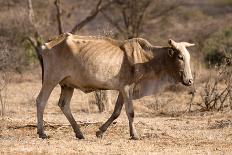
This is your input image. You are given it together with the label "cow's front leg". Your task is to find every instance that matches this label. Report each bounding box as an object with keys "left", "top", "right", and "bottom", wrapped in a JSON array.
[
  {"left": 96, "top": 92, "right": 124, "bottom": 138},
  {"left": 122, "top": 85, "right": 139, "bottom": 140}
]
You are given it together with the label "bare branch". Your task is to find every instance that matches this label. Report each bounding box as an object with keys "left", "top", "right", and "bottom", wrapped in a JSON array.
[
  {"left": 199, "top": 53, "right": 232, "bottom": 111},
  {"left": 185, "top": 72, "right": 197, "bottom": 113},
  {"left": 149, "top": 2, "right": 183, "bottom": 20},
  {"left": 27, "top": 0, "right": 42, "bottom": 38},
  {"left": 102, "top": 0, "right": 152, "bottom": 38},
  {"left": 54, "top": 0, "right": 63, "bottom": 34},
  {"left": 27, "top": 0, "right": 35, "bottom": 26},
  {"left": 134, "top": 0, "right": 151, "bottom": 37},
  {"left": 26, "top": 0, "right": 44, "bottom": 83},
  {"left": 27, "top": 0, "right": 37, "bottom": 33},
  {"left": 70, "top": 0, "right": 113, "bottom": 33},
  {"left": 101, "top": 10, "right": 125, "bottom": 34},
  {"left": 0, "top": 71, "right": 9, "bottom": 116}
]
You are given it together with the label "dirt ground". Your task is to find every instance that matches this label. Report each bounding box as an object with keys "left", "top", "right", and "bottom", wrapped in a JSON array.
[{"left": 1, "top": 70, "right": 232, "bottom": 155}]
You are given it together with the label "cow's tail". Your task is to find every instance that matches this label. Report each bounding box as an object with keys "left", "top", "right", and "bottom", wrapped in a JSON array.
[{"left": 36, "top": 43, "right": 44, "bottom": 84}]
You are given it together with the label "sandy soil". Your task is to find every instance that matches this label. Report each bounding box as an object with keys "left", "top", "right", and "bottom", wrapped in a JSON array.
[{"left": 1, "top": 70, "right": 232, "bottom": 154}]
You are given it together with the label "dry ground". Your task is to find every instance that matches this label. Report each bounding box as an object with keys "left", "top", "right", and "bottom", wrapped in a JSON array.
[{"left": 1, "top": 69, "right": 232, "bottom": 154}]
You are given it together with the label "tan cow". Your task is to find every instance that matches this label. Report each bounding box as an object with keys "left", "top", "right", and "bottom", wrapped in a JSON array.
[{"left": 36, "top": 33, "right": 194, "bottom": 140}]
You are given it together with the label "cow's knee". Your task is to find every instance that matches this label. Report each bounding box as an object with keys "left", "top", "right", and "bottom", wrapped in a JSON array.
[
  {"left": 58, "top": 99, "right": 66, "bottom": 108},
  {"left": 36, "top": 97, "right": 40, "bottom": 107},
  {"left": 36, "top": 94, "right": 42, "bottom": 106},
  {"left": 128, "top": 111, "right": 134, "bottom": 119},
  {"left": 36, "top": 96, "right": 46, "bottom": 110},
  {"left": 112, "top": 109, "right": 121, "bottom": 120},
  {"left": 125, "top": 106, "right": 135, "bottom": 120}
]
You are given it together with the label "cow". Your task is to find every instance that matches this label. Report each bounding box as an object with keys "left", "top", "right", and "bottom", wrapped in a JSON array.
[{"left": 36, "top": 33, "right": 194, "bottom": 140}]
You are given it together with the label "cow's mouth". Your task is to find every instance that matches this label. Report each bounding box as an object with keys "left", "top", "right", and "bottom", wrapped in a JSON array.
[{"left": 181, "top": 80, "right": 192, "bottom": 86}]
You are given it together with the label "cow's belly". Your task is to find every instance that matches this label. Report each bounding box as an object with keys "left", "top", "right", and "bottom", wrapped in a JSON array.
[
  {"left": 65, "top": 67, "right": 122, "bottom": 89},
  {"left": 83, "top": 57, "right": 123, "bottom": 81},
  {"left": 62, "top": 51, "right": 127, "bottom": 91}
]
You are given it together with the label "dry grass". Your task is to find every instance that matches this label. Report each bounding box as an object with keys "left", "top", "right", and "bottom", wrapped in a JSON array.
[{"left": 0, "top": 68, "right": 232, "bottom": 154}]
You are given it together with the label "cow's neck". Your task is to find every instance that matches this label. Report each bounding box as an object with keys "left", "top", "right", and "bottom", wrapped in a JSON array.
[
  {"left": 139, "top": 46, "right": 172, "bottom": 77},
  {"left": 133, "top": 46, "right": 173, "bottom": 82},
  {"left": 151, "top": 47, "right": 171, "bottom": 73},
  {"left": 131, "top": 47, "right": 175, "bottom": 99}
]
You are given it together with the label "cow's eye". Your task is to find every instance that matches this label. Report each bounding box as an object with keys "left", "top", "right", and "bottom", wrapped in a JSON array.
[{"left": 178, "top": 55, "right": 184, "bottom": 60}]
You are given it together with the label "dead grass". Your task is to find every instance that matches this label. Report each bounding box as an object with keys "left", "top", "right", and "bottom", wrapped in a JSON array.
[{"left": 0, "top": 69, "right": 232, "bottom": 154}]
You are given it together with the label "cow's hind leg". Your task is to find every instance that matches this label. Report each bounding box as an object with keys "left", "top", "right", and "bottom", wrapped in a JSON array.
[
  {"left": 58, "top": 85, "right": 84, "bottom": 139},
  {"left": 123, "top": 86, "right": 139, "bottom": 140},
  {"left": 36, "top": 81, "right": 57, "bottom": 139},
  {"left": 96, "top": 92, "right": 124, "bottom": 138}
]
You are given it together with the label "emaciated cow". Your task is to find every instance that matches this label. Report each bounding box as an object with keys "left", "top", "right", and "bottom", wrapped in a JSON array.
[{"left": 36, "top": 33, "right": 194, "bottom": 140}]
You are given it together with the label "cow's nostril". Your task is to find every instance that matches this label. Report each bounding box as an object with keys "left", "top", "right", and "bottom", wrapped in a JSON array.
[{"left": 189, "top": 79, "right": 193, "bottom": 84}]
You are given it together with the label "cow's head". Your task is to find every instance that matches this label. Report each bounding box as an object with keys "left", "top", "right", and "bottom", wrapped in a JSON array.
[{"left": 167, "top": 39, "right": 194, "bottom": 86}]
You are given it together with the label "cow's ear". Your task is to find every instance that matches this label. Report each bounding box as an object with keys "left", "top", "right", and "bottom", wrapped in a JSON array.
[
  {"left": 121, "top": 40, "right": 152, "bottom": 65},
  {"left": 168, "top": 49, "right": 174, "bottom": 57},
  {"left": 181, "top": 42, "right": 195, "bottom": 47}
]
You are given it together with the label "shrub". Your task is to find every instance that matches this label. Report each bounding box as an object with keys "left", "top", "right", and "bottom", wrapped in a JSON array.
[
  {"left": 200, "top": 53, "right": 232, "bottom": 111},
  {"left": 203, "top": 26, "right": 232, "bottom": 66},
  {"left": 23, "top": 39, "right": 39, "bottom": 65}
]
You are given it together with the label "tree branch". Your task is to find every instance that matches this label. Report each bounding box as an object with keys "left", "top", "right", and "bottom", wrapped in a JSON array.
[
  {"left": 27, "top": 0, "right": 35, "bottom": 26},
  {"left": 54, "top": 0, "right": 63, "bottom": 34},
  {"left": 152, "top": 3, "right": 182, "bottom": 19},
  {"left": 27, "top": 0, "right": 40, "bottom": 35},
  {"left": 135, "top": 1, "right": 151, "bottom": 35},
  {"left": 70, "top": 0, "right": 113, "bottom": 33},
  {"left": 26, "top": 0, "right": 43, "bottom": 58},
  {"left": 101, "top": 10, "right": 125, "bottom": 34}
]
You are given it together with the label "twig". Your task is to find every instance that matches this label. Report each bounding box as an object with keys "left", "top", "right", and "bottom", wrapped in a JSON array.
[
  {"left": 26, "top": 0, "right": 43, "bottom": 67},
  {"left": 101, "top": 10, "right": 125, "bottom": 34},
  {"left": 54, "top": 0, "right": 63, "bottom": 34},
  {"left": 200, "top": 53, "right": 232, "bottom": 111},
  {"left": 27, "top": 0, "right": 35, "bottom": 26},
  {"left": 0, "top": 72, "right": 8, "bottom": 116},
  {"left": 8, "top": 121, "right": 102, "bottom": 129},
  {"left": 184, "top": 72, "right": 197, "bottom": 113},
  {"left": 70, "top": 0, "right": 106, "bottom": 33}
]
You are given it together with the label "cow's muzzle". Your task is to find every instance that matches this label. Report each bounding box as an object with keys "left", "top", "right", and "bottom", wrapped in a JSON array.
[
  {"left": 181, "top": 78, "right": 193, "bottom": 86},
  {"left": 179, "top": 71, "right": 193, "bottom": 86}
]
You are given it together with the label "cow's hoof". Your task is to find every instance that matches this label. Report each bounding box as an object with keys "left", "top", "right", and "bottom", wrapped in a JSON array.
[
  {"left": 76, "top": 133, "right": 85, "bottom": 139},
  {"left": 130, "top": 135, "right": 139, "bottom": 140},
  {"left": 38, "top": 133, "right": 49, "bottom": 139},
  {"left": 96, "top": 130, "right": 103, "bottom": 138}
]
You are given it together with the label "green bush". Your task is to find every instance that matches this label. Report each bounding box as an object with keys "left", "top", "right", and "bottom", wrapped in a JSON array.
[
  {"left": 208, "top": 0, "right": 232, "bottom": 6},
  {"left": 23, "top": 40, "right": 38, "bottom": 65},
  {"left": 203, "top": 26, "right": 232, "bottom": 66}
]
